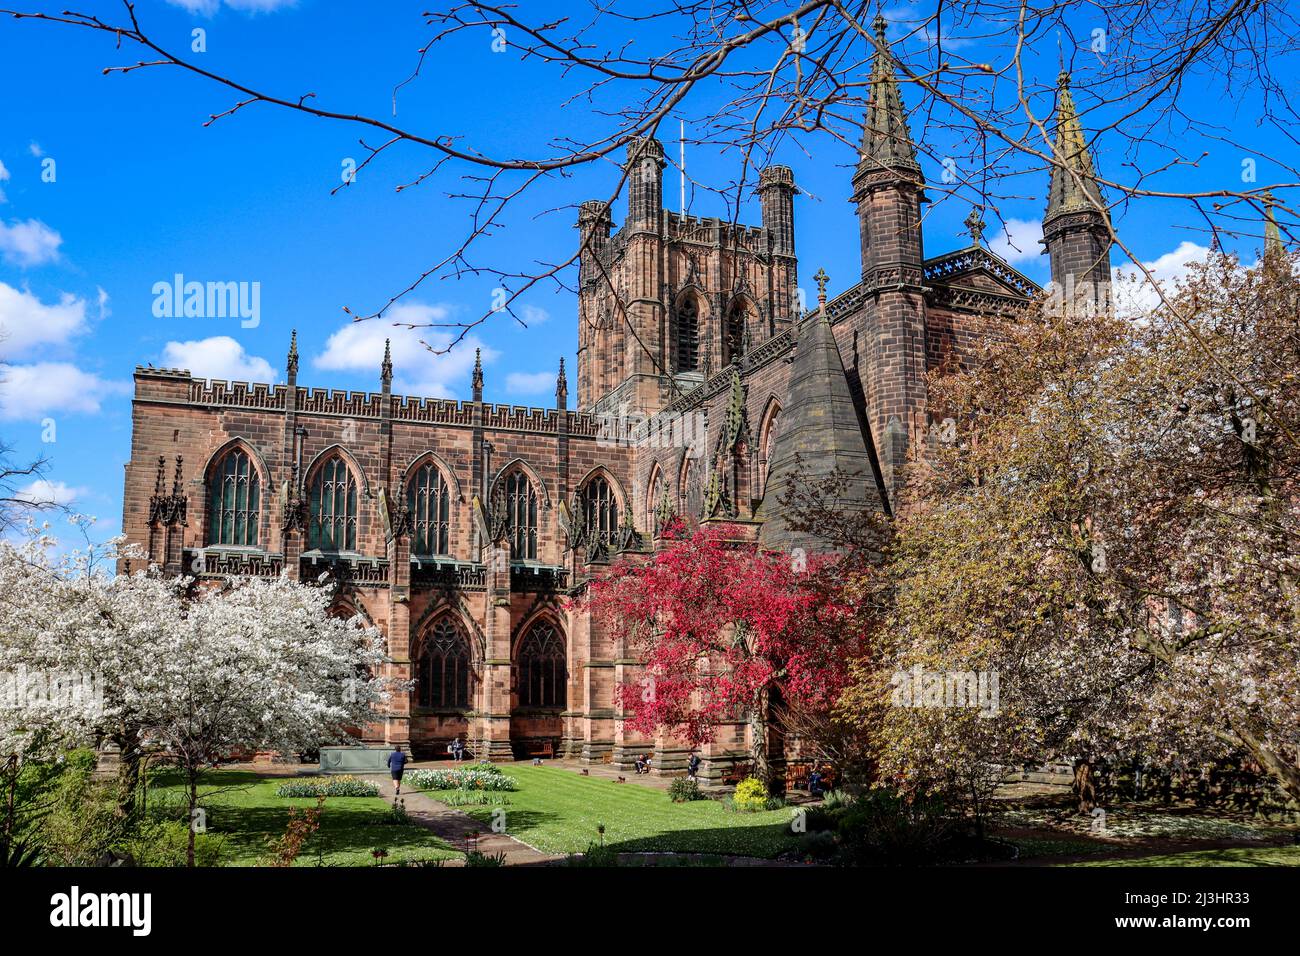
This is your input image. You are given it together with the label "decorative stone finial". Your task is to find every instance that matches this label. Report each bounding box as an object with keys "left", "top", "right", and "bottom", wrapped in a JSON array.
[
  {"left": 380, "top": 338, "right": 393, "bottom": 386},
  {"left": 964, "top": 207, "right": 986, "bottom": 246},
  {"left": 471, "top": 347, "right": 484, "bottom": 400},
  {"left": 814, "top": 267, "right": 830, "bottom": 307},
  {"left": 286, "top": 329, "right": 299, "bottom": 377}
]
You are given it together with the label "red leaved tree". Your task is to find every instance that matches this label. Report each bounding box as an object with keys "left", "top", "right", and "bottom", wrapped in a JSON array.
[{"left": 581, "top": 522, "right": 862, "bottom": 785}]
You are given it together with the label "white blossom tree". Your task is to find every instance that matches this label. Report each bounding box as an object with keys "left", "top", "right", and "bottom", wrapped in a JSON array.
[{"left": 0, "top": 525, "right": 393, "bottom": 865}]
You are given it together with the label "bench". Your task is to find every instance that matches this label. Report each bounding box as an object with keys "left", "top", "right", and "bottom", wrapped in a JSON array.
[
  {"left": 785, "top": 763, "right": 811, "bottom": 791},
  {"left": 524, "top": 740, "right": 554, "bottom": 761}
]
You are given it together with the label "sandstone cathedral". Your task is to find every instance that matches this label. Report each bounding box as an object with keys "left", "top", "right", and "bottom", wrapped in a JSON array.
[{"left": 119, "top": 18, "right": 1111, "bottom": 783}]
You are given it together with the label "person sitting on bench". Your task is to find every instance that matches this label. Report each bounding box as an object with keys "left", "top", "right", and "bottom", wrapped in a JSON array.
[
  {"left": 808, "top": 766, "right": 826, "bottom": 797},
  {"left": 686, "top": 753, "right": 701, "bottom": 781},
  {"left": 634, "top": 753, "right": 650, "bottom": 775}
]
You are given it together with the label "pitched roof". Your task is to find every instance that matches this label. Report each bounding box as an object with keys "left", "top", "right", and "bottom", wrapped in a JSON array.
[{"left": 757, "top": 310, "right": 884, "bottom": 552}]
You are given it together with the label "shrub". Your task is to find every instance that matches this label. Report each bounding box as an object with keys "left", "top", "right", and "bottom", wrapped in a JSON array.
[
  {"left": 797, "top": 829, "right": 839, "bottom": 861},
  {"left": 566, "top": 841, "right": 620, "bottom": 867},
  {"left": 275, "top": 775, "right": 380, "bottom": 798},
  {"left": 407, "top": 767, "right": 517, "bottom": 792},
  {"left": 127, "top": 819, "right": 224, "bottom": 867},
  {"left": 732, "top": 777, "right": 769, "bottom": 812},
  {"left": 464, "top": 850, "right": 507, "bottom": 867},
  {"left": 835, "top": 789, "right": 955, "bottom": 865},
  {"left": 668, "top": 778, "right": 705, "bottom": 803}
]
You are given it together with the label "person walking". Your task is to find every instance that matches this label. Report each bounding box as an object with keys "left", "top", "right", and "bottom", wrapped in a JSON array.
[{"left": 387, "top": 744, "right": 407, "bottom": 796}]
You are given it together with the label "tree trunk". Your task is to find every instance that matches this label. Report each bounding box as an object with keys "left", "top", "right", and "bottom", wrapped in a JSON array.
[
  {"left": 748, "top": 692, "right": 770, "bottom": 789},
  {"left": 1230, "top": 721, "right": 1300, "bottom": 809},
  {"left": 1073, "top": 758, "right": 1097, "bottom": 813},
  {"left": 186, "top": 772, "right": 198, "bottom": 868}
]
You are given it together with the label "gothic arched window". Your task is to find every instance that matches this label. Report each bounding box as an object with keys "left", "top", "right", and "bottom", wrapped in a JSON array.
[
  {"left": 726, "top": 301, "right": 747, "bottom": 365},
  {"left": 208, "top": 447, "right": 261, "bottom": 547},
  {"left": 676, "top": 295, "right": 700, "bottom": 373},
  {"left": 518, "top": 621, "right": 566, "bottom": 708},
  {"left": 647, "top": 469, "right": 665, "bottom": 536},
  {"left": 579, "top": 474, "right": 619, "bottom": 548},
  {"left": 679, "top": 457, "right": 694, "bottom": 516},
  {"left": 308, "top": 454, "right": 358, "bottom": 551},
  {"left": 407, "top": 460, "right": 451, "bottom": 555},
  {"left": 760, "top": 406, "right": 781, "bottom": 497},
  {"left": 503, "top": 470, "right": 538, "bottom": 560},
  {"left": 416, "top": 616, "right": 472, "bottom": 709}
]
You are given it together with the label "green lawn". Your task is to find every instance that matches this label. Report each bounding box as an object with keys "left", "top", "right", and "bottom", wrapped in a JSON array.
[
  {"left": 1069, "top": 845, "right": 1300, "bottom": 867},
  {"left": 412, "top": 764, "right": 800, "bottom": 858},
  {"left": 147, "top": 769, "right": 457, "bottom": 867}
]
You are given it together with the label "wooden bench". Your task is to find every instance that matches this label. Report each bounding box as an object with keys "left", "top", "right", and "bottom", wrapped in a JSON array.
[
  {"left": 524, "top": 740, "right": 555, "bottom": 760},
  {"left": 785, "top": 763, "right": 812, "bottom": 791}
]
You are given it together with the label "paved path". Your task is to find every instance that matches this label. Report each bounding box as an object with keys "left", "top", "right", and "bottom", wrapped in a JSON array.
[{"left": 367, "top": 773, "right": 561, "bottom": 867}]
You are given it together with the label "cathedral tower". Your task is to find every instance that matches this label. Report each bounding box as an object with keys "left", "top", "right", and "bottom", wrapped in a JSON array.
[
  {"left": 1042, "top": 71, "right": 1112, "bottom": 312},
  {"left": 850, "top": 13, "right": 928, "bottom": 507}
]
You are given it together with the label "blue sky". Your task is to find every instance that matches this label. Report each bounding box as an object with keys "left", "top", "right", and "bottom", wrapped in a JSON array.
[{"left": 0, "top": 0, "right": 1292, "bottom": 546}]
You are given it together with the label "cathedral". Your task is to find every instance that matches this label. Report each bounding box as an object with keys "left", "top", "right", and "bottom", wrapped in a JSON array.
[{"left": 119, "top": 18, "right": 1112, "bottom": 782}]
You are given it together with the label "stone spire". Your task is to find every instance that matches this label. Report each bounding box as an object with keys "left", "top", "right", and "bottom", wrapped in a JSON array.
[
  {"left": 1042, "top": 70, "right": 1113, "bottom": 312},
  {"left": 858, "top": 13, "right": 921, "bottom": 179},
  {"left": 286, "top": 329, "right": 299, "bottom": 379},
  {"left": 1264, "top": 191, "right": 1284, "bottom": 260},
  {"left": 758, "top": 278, "right": 884, "bottom": 553},
  {"left": 1044, "top": 71, "right": 1107, "bottom": 227},
  {"left": 471, "top": 347, "right": 484, "bottom": 401},
  {"left": 380, "top": 338, "right": 393, "bottom": 387},
  {"left": 555, "top": 356, "right": 568, "bottom": 410}
]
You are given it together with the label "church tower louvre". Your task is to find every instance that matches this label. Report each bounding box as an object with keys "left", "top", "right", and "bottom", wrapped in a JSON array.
[
  {"left": 850, "top": 12, "right": 928, "bottom": 508},
  {"left": 1042, "top": 70, "right": 1113, "bottom": 312}
]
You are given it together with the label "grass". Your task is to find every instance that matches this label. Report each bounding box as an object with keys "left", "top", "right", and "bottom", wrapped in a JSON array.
[
  {"left": 147, "top": 769, "right": 457, "bottom": 867},
  {"left": 1069, "top": 845, "right": 1300, "bottom": 867},
  {"left": 411, "top": 764, "right": 800, "bottom": 858}
]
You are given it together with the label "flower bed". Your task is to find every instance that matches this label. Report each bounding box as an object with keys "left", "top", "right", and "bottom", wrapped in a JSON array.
[
  {"left": 275, "top": 775, "right": 381, "bottom": 798},
  {"left": 407, "top": 766, "right": 518, "bottom": 792}
]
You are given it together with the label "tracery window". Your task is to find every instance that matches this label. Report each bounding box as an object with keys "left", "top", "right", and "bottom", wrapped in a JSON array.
[
  {"left": 579, "top": 474, "right": 619, "bottom": 548},
  {"left": 208, "top": 447, "right": 260, "bottom": 547},
  {"left": 407, "top": 460, "right": 451, "bottom": 555},
  {"left": 518, "top": 621, "right": 566, "bottom": 708},
  {"left": 503, "top": 470, "right": 538, "bottom": 560},
  {"left": 676, "top": 295, "right": 700, "bottom": 372},
  {"left": 309, "top": 454, "right": 357, "bottom": 551},
  {"left": 416, "top": 616, "right": 472, "bottom": 709}
]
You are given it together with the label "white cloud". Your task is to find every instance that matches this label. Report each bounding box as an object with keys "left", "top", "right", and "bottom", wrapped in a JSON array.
[
  {"left": 1112, "top": 240, "right": 1212, "bottom": 316},
  {"left": 313, "top": 303, "right": 499, "bottom": 399},
  {"left": 14, "top": 479, "right": 85, "bottom": 507},
  {"left": 166, "top": 0, "right": 298, "bottom": 15},
  {"left": 0, "top": 218, "right": 62, "bottom": 267},
  {"left": 0, "top": 283, "right": 88, "bottom": 358},
  {"left": 28, "top": 143, "right": 43, "bottom": 158},
  {"left": 0, "top": 159, "right": 9, "bottom": 204},
  {"left": 988, "top": 218, "right": 1044, "bottom": 265},
  {"left": 161, "top": 336, "right": 275, "bottom": 383},
  {"left": 0, "top": 362, "right": 128, "bottom": 421},
  {"left": 519, "top": 305, "right": 549, "bottom": 326},
  {"left": 505, "top": 371, "right": 558, "bottom": 396}
]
